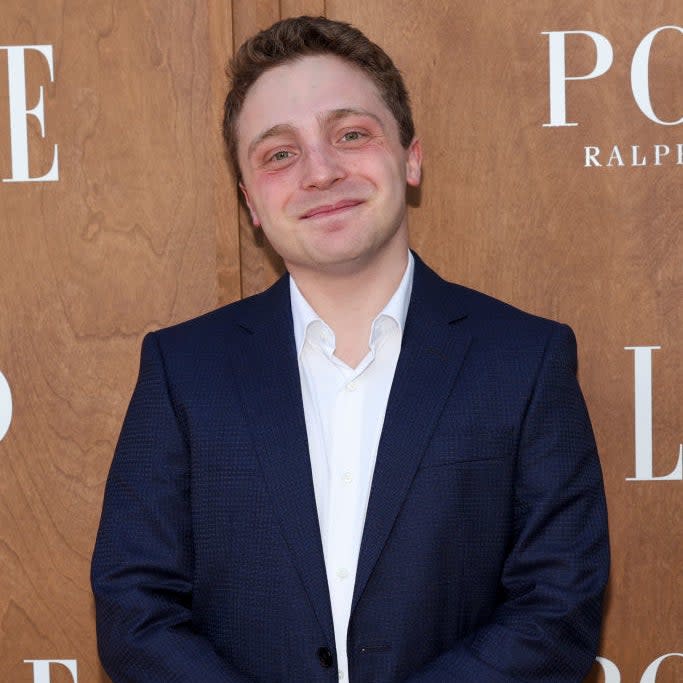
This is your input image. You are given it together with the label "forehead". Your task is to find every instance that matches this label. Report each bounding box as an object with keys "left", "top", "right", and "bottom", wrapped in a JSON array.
[{"left": 236, "top": 54, "right": 390, "bottom": 146}]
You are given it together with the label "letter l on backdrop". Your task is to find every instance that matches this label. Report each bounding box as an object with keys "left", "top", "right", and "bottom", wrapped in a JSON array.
[{"left": 625, "top": 346, "right": 683, "bottom": 481}]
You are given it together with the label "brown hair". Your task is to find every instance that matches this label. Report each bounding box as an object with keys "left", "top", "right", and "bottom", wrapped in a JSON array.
[{"left": 223, "top": 15, "right": 415, "bottom": 180}]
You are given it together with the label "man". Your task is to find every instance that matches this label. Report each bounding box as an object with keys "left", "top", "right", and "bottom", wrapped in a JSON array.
[{"left": 92, "top": 16, "right": 609, "bottom": 682}]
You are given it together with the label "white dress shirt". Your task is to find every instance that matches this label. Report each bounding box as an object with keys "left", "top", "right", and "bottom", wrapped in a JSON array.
[{"left": 289, "top": 253, "right": 414, "bottom": 681}]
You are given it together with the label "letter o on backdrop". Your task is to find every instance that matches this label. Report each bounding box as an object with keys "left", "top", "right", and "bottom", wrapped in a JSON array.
[
  {"left": 595, "top": 656, "right": 621, "bottom": 683},
  {"left": 640, "top": 653, "right": 683, "bottom": 683},
  {"left": 0, "top": 370, "right": 12, "bottom": 441}
]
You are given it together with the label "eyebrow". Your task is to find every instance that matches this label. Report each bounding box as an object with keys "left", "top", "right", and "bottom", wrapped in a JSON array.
[
  {"left": 247, "top": 123, "right": 297, "bottom": 160},
  {"left": 246, "top": 108, "right": 385, "bottom": 159},
  {"left": 324, "top": 107, "right": 384, "bottom": 128}
]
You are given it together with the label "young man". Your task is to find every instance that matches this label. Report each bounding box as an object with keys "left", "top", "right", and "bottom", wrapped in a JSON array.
[{"left": 92, "top": 16, "right": 609, "bottom": 682}]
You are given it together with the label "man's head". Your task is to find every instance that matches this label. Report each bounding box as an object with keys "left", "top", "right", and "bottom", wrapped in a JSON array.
[
  {"left": 223, "top": 15, "right": 415, "bottom": 182},
  {"left": 224, "top": 16, "right": 422, "bottom": 277}
]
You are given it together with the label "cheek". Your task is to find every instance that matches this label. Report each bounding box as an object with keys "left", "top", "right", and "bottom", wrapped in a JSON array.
[
  {"left": 248, "top": 180, "right": 287, "bottom": 216},
  {"left": 254, "top": 168, "right": 299, "bottom": 200},
  {"left": 353, "top": 147, "right": 406, "bottom": 181},
  {"left": 246, "top": 178, "right": 302, "bottom": 232}
]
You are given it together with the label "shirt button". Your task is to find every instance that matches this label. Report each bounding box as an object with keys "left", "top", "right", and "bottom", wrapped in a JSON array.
[
  {"left": 338, "top": 672, "right": 345, "bottom": 680},
  {"left": 342, "top": 471, "right": 353, "bottom": 484},
  {"left": 346, "top": 380, "right": 357, "bottom": 391},
  {"left": 336, "top": 567, "right": 349, "bottom": 580}
]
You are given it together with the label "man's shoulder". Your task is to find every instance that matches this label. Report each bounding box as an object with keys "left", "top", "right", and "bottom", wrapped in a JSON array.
[
  {"left": 426, "top": 272, "right": 579, "bottom": 375},
  {"left": 447, "top": 278, "right": 560, "bottom": 327},
  {"left": 415, "top": 255, "right": 568, "bottom": 338},
  {"left": 149, "top": 274, "right": 289, "bottom": 351}
]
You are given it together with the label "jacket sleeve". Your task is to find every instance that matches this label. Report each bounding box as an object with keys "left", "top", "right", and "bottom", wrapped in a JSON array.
[
  {"left": 91, "top": 333, "right": 253, "bottom": 682},
  {"left": 406, "top": 324, "right": 610, "bottom": 682}
]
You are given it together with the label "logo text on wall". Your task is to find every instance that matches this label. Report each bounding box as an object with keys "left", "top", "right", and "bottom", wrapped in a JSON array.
[
  {"left": 23, "top": 656, "right": 683, "bottom": 682},
  {"left": 25, "top": 660, "right": 77, "bottom": 683},
  {"left": 0, "top": 370, "right": 11, "bottom": 441},
  {"left": 0, "top": 45, "right": 59, "bottom": 182},
  {"left": 542, "top": 26, "right": 682, "bottom": 168},
  {"left": 596, "top": 653, "right": 683, "bottom": 682},
  {"left": 625, "top": 346, "right": 682, "bottom": 481}
]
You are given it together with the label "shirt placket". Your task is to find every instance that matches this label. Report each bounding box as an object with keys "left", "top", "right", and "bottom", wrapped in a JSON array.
[{"left": 325, "top": 366, "right": 365, "bottom": 681}]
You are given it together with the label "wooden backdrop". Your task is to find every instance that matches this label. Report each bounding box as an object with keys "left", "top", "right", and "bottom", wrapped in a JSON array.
[{"left": 1, "top": 2, "right": 680, "bottom": 681}]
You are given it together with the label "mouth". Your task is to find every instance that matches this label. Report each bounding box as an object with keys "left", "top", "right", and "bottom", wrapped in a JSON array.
[{"left": 300, "top": 199, "right": 364, "bottom": 220}]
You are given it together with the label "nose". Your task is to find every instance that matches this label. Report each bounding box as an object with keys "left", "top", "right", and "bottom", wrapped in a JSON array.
[{"left": 300, "top": 144, "right": 345, "bottom": 190}]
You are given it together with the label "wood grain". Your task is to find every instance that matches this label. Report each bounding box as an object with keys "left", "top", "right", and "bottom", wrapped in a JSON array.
[
  {"left": 0, "top": 2, "right": 238, "bottom": 681},
  {"left": 210, "top": 0, "right": 242, "bottom": 307},
  {"left": 0, "top": 1, "right": 680, "bottom": 681},
  {"left": 328, "top": 2, "right": 682, "bottom": 680}
]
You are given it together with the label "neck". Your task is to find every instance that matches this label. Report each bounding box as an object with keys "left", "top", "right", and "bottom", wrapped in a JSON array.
[{"left": 289, "top": 243, "right": 410, "bottom": 367}]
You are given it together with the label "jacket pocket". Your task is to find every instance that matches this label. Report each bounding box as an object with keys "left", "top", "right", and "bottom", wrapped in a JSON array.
[{"left": 419, "top": 427, "right": 514, "bottom": 468}]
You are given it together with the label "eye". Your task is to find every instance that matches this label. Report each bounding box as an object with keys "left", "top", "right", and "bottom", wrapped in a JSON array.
[
  {"left": 270, "top": 150, "right": 292, "bottom": 162},
  {"left": 341, "top": 130, "right": 365, "bottom": 142}
]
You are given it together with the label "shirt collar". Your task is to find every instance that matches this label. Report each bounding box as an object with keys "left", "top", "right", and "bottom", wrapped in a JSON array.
[{"left": 289, "top": 251, "right": 414, "bottom": 358}]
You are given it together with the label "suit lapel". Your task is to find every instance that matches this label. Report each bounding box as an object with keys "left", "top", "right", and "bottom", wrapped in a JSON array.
[
  {"left": 229, "top": 276, "right": 334, "bottom": 645},
  {"left": 352, "top": 258, "right": 472, "bottom": 612},
  {"left": 228, "top": 259, "right": 471, "bottom": 639}
]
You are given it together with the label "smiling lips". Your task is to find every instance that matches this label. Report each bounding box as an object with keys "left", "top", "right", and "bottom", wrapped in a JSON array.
[{"left": 300, "top": 199, "right": 364, "bottom": 219}]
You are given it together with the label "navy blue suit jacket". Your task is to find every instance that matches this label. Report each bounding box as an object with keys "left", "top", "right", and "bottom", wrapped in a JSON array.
[{"left": 92, "top": 255, "right": 609, "bottom": 682}]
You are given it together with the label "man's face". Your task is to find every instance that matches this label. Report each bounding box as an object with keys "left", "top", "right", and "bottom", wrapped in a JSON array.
[{"left": 236, "top": 54, "right": 421, "bottom": 276}]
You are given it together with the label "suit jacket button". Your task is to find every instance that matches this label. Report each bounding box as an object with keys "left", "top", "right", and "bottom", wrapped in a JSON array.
[{"left": 317, "top": 647, "right": 334, "bottom": 668}]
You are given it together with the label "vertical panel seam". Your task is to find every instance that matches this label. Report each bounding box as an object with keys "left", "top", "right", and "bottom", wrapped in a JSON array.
[{"left": 230, "top": 0, "right": 244, "bottom": 300}]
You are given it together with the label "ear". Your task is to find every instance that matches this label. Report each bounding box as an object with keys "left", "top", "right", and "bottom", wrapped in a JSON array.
[
  {"left": 239, "top": 182, "right": 261, "bottom": 227},
  {"left": 405, "top": 137, "right": 423, "bottom": 187}
]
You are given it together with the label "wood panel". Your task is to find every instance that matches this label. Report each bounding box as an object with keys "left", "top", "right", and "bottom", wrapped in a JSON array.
[
  {"left": 327, "top": 2, "right": 682, "bottom": 681},
  {"left": 0, "top": 2, "right": 237, "bottom": 681},
  {"left": 211, "top": 1, "right": 242, "bottom": 306},
  {"left": 281, "top": 0, "right": 327, "bottom": 19},
  {"left": 0, "top": 1, "right": 680, "bottom": 681}
]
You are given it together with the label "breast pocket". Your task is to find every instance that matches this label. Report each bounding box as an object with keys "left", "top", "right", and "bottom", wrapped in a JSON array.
[{"left": 419, "top": 427, "right": 515, "bottom": 468}]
